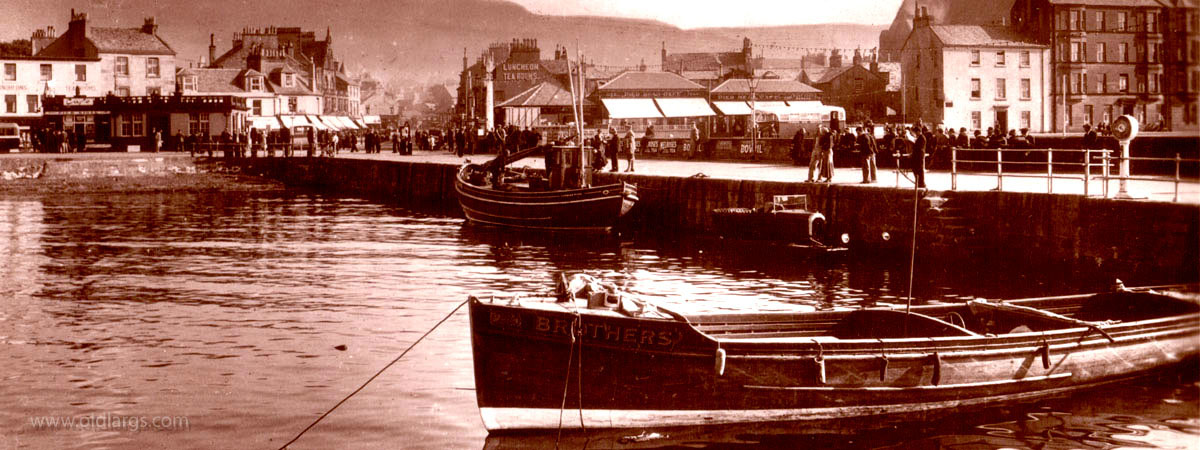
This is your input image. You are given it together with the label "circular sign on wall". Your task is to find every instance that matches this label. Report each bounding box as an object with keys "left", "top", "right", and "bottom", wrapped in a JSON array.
[{"left": 1112, "top": 115, "right": 1139, "bottom": 142}]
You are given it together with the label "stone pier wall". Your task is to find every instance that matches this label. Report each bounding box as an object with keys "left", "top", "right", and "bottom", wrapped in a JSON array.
[{"left": 238, "top": 158, "right": 1198, "bottom": 281}]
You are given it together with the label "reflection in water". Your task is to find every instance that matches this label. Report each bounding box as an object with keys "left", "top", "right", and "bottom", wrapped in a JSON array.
[{"left": 0, "top": 191, "right": 1193, "bottom": 449}]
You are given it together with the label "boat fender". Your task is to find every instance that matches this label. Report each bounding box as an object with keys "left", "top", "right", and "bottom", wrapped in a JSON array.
[
  {"left": 878, "top": 355, "right": 889, "bottom": 381},
  {"left": 810, "top": 340, "right": 826, "bottom": 384},
  {"left": 814, "top": 356, "right": 826, "bottom": 385},
  {"left": 1039, "top": 342, "right": 1051, "bottom": 370},
  {"left": 930, "top": 352, "right": 942, "bottom": 386},
  {"left": 714, "top": 347, "right": 726, "bottom": 377}
]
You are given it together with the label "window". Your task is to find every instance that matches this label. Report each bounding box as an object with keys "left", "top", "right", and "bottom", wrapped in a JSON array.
[
  {"left": 4, "top": 63, "right": 14, "bottom": 81},
  {"left": 1120, "top": 43, "right": 1129, "bottom": 63},
  {"left": 971, "top": 50, "right": 980, "bottom": 66},
  {"left": 147, "top": 86, "right": 161, "bottom": 96},
  {"left": 116, "top": 56, "right": 129, "bottom": 76},
  {"left": 75, "top": 64, "right": 86, "bottom": 81},
  {"left": 1070, "top": 42, "right": 1081, "bottom": 62},
  {"left": 40, "top": 64, "right": 52, "bottom": 81},
  {"left": 288, "top": 96, "right": 297, "bottom": 112},
  {"left": 1020, "top": 51, "right": 1030, "bottom": 67},
  {"left": 1084, "top": 105, "right": 1093, "bottom": 124},
  {"left": 1097, "top": 11, "right": 1106, "bottom": 31},
  {"left": 26, "top": 95, "right": 38, "bottom": 113},
  {"left": 146, "top": 57, "right": 159, "bottom": 78},
  {"left": 1101, "top": 74, "right": 1108, "bottom": 94},
  {"left": 1150, "top": 44, "right": 1159, "bottom": 63},
  {"left": 1071, "top": 73, "right": 1081, "bottom": 93},
  {"left": 1021, "top": 78, "right": 1031, "bottom": 99},
  {"left": 1117, "top": 12, "right": 1127, "bottom": 31},
  {"left": 1083, "top": 74, "right": 1088, "bottom": 93},
  {"left": 1147, "top": 12, "right": 1157, "bottom": 33},
  {"left": 996, "top": 78, "right": 1007, "bottom": 99},
  {"left": 283, "top": 73, "right": 294, "bottom": 87},
  {"left": 1137, "top": 75, "right": 1145, "bottom": 93},
  {"left": 4, "top": 95, "right": 15, "bottom": 113},
  {"left": 1137, "top": 44, "right": 1146, "bottom": 62},
  {"left": 1119, "top": 74, "right": 1129, "bottom": 92},
  {"left": 188, "top": 113, "right": 210, "bottom": 136},
  {"left": 996, "top": 51, "right": 1006, "bottom": 66},
  {"left": 251, "top": 99, "right": 262, "bottom": 116},
  {"left": 971, "top": 111, "right": 982, "bottom": 130},
  {"left": 1150, "top": 74, "right": 1159, "bottom": 93},
  {"left": 1021, "top": 111, "right": 1031, "bottom": 130},
  {"left": 181, "top": 75, "right": 196, "bottom": 92},
  {"left": 1097, "top": 42, "right": 1106, "bottom": 63},
  {"left": 970, "top": 78, "right": 981, "bottom": 99},
  {"left": 248, "top": 76, "right": 263, "bottom": 91},
  {"left": 1070, "top": 10, "right": 1080, "bottom": 30},
  {"left": 116, "top": 86, "right": 130, "bottom": 97},
  {"left": 1067, "top": 104, "right": 1073, "bottom": 126}
]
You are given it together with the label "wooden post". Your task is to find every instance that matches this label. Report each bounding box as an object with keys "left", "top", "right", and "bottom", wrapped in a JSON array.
[
  {"left": 951, "top": 147, "right": 957, "bottom": 191},
  {"left": 997, "top": 149, "right": 1004, "bottom": 191},
  {"left": 1047, "top": 148, "right": 1053, "bottom": 194}
]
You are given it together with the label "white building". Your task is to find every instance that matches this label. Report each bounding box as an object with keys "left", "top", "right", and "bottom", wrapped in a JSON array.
[
  {"left": 901, "top": 8, "right": 1052, "bottom": 133},
  {"left": 0, "top": 57, "right": 102, "bottom": 124},
  {"left": 36, "top": 11, "right": 176, "bottom": 97}
]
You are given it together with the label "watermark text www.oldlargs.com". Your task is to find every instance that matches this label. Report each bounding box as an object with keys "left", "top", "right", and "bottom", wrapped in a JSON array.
[{"left": 27, "top": 414, "right": 190, "bottom": 432}]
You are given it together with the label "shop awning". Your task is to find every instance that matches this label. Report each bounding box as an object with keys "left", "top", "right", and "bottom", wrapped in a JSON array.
[
  {"left": 712, "top": 101, "right": 752, "bottom": 116},
  {"left": 305, "top": 115, "right": 330, "bottom": 130},
  {"left": 249, "top": 116, "right": 283, "bottom": 130},
  {"left": 364, "top": 115, "right": 381, "bottom": 125},
  {"left": 352, "top": 118, "right": 369, "bottom": 128},
  {"left": 654, "top": 98, "right": 716, "bottom": 117},
  {"left": 337, "top": 117, "right": 360, "bottom": 129},
  {"left": 279, "top": 115, "right": 313, "bottom": 129},
  {"left": 320, "top": 116, "right": 346, "bottom": 130},
  {"left": 752, "top": 101, "right": 835, "bottom": 122},
  {"left": 749, "top": 101, "right": 788, "bottom": 112},
  {"left": 600, "top": 98, "right": 662, "bottom": 119}
]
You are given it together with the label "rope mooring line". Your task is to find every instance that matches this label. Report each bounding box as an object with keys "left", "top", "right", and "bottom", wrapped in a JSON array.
[{"left": 278, "top": 298, "right": 470, "bottom": 450}]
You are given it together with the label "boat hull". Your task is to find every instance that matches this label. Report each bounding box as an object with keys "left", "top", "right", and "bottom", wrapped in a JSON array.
[
  {"left": 455, "top": 165, "right": 637, "bottom": 231},
  {"left": 468, "top": 293, "right": 1200, "bottom": 431}
]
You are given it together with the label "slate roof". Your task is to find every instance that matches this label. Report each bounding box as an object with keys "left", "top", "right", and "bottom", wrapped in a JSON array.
[
  {"left": 497, "top": 81, "right": 593, "bottom": 107},
  {"left": 36, "top": 27, "right": 175, "bottom": 58},
  {"left": 812, "top": 66, "right": 857, "bottom": 85},
  {"left": 597, "top": 71, "right": 706, "bottom": 91},
  {"left": 711, "top": 79, "right": 821, "bottom": 94},
  {"left": 663, "top": 51, "right": 746, "bottom": 71},
  {"left": 87, "top": 27, "right": 175, "bottom": 55},
  {"left": 177, "top": 67, "right": 314, "bottom": 95},
  {"left": 927, "top": 25, "right": 1047, "bottom": 48}
]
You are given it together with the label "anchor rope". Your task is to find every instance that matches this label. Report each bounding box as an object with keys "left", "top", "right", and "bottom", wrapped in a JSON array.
[
  {"left": 277, "top": 298, "right": 470, "bottom": 450},
  {"left": 555, "top": 314, "right": 580, "bottom": 448}
]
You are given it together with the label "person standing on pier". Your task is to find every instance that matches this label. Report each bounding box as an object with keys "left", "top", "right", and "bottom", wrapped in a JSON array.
[
  {"left": 790, "top": 126, "right": 806, "bottom": 166},
  {"left": 911, "top": 125, "right": 927, "bottom": 189},
  {"left": 857, "top": 124, "right": 877, "bottom": 183},
  {"left": 807, "top": 125, "right": 828, "bottom": 182},
  {"left": 606, "top": 128, "right": 619, "bottom": 172}
]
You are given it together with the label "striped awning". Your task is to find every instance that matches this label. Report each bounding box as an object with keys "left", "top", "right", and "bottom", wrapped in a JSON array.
[
  {"left": 600, "top": 98, "right": 662, "bottom": 119},
  {"left": 712, "top": 101, "right": 752, "bottom": 116},
  {"left": 654, "top": 98, "right": 716, "bottom": 117}
]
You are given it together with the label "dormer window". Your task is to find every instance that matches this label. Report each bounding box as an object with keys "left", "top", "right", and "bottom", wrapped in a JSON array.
[
  {"left": 180, "top": 75, "right": 196, "bottom": 92},
  {"left": 248, "top": 76, "right": 264, "bottom": 92},
  {"left": 283, "top": 73, "right": 295, "bottom": 88}
]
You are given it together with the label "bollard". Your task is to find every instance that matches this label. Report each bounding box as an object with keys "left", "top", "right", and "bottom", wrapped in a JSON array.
[{"left": 1175, "top": 153, "right": 1181, "bottom": 203}]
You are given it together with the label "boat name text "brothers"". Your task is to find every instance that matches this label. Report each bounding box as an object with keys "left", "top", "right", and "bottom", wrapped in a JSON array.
[{"left": 490, "top": 310, "right": 680, "bottom": 348}]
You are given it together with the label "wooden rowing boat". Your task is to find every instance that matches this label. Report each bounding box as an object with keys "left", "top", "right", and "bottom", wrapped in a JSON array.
[
  {"left": 468, "top": 275, "right": 1199, "bottom": 431},
  {"left": 454, "top": 148, "right": 638, "bottom": 232}
]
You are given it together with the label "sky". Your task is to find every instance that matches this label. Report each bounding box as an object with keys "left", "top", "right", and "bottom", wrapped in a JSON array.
[{"left": 507, "top": 0, "right": 906, "bottom": 28}]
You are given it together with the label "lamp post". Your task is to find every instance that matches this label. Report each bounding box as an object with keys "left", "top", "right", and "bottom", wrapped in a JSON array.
[{"left": 749, "top": 76, "right": 758, "bottom": 157}]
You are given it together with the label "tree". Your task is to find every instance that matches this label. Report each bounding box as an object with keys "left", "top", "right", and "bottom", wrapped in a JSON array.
[{"left": 0, "top": 39, "right": 32, "bottom": 57}]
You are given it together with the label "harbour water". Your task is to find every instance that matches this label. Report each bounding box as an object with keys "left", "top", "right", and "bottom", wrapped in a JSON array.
[{"left": 0, "top": 191, "right": 1194, "bottom": 449}]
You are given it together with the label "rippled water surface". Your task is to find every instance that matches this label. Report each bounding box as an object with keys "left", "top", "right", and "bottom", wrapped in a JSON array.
[{"left": 0, "top": 191, "right": 1194, "bottom": 449}]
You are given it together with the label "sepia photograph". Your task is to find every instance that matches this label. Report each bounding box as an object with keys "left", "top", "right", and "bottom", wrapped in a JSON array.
[{"left": 0, "top": 0, "right": 1197, "bottom": 448}]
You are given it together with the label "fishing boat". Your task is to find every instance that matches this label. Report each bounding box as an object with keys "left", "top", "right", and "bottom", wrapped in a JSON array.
[
  {"left": 454, "top": 147, "right": 638, "bottom": 231},
  {"left": 468, "top": 274, "right": 1199, "bottom": 432},
  {"left": 710, "top": 194, "right": 849, "bottom": 249}
]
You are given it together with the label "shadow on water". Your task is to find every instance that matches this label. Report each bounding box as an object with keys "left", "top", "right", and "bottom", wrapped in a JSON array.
[{"left": 483, "top": 369, "right": 1199, "bottom": 450}]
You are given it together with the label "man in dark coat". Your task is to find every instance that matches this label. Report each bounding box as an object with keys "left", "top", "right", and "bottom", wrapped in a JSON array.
[
  {"left": 789, "top": 127, "right": 806, "bottom": 166},
  {"left": 911, "top": 125, "right": 927, "bottom": 189},
  {"left": 857, "top": 125, "right": 877, "bottom": 183}
]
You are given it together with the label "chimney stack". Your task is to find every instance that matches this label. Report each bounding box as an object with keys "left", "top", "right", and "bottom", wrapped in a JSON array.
[
  {"left": 141, "top": 17, "right": 157, "bottom": 35},
  {"left": 208, "top": 34, "right": 216, "bottom": 68}
]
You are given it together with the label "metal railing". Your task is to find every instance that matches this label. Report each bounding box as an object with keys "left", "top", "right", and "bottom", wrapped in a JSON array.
[{"left": 949, "top": 147, "right": 1197, "bottom": 202}]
